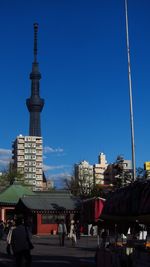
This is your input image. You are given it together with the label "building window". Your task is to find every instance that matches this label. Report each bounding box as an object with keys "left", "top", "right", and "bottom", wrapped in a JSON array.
[
  {"left": 41, "top": 215, "right": 64, "bottom": 224},
  {"left": 41, "top": 215, "right": 56, "bottom": 224}
]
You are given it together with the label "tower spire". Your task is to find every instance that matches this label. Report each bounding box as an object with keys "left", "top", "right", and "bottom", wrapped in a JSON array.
[
  {"left": 26, "top": 23, "right": 44, "bottom": 137},
  {"left": 34, "top": 23, "right": 38, "bottom": 62}
]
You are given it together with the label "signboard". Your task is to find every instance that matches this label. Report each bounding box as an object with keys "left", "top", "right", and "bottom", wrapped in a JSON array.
[{"left": 144, "top": 162, "right": 150, "bottom": 171}]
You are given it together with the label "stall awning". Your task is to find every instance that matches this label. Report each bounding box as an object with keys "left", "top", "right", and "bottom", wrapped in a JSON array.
[
  {"left": 101, "top": 180, "right": 150, "bottom": 224},
  {"left": 82, "top": 197, "right": 105, "bottom": 223}
]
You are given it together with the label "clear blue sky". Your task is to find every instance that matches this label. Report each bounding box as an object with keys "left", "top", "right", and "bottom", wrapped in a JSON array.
[{"left": 0, "top": 0, "right": 150, "bottom": 187}]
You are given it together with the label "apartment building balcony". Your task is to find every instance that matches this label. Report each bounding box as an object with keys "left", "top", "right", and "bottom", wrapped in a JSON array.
[
  {"left": 25, "top": 173, "right": 36, "bottom": 179},
  {"left": 36, "top": 169, "right": 42, "bottom": 175},
  {"left": 25, "top": 143, "right": 36, "bottom": 148},
  {"left": 36, "top": 157, "right": 42, "bottom": 161},
  {"left": 17, "top": 151, "right": 24, "bottom": 155},
  {"left": 36, "top": 163, "right": 42, "bottom": 168},
  {"left": 17, "top": 162, "right": 24, "bottom": 167},
  {"left": 36, "top": 139, "right": 42, "bottom": 144},
  {"left": 18, "top": 139, "right": 25, "bottom": 144},
  {"left": 18, "top": 144, "right": 25, "bottom": 149},
  {"left": 17, "top": 156, "right": 25, "bottom": 161},
  {"left": 36, "top": 175, "right": 43, "bottom": 180},
  {"left": 24, "top": 149, "right": 36, "bottom": 154},
  {"left": 35, "top": 181, "right": 43, "bottom": 187},
  {"left": 36, "top": 151, "right": 42, "bottom": 156},
  {"left": 36, "top": 144, "right": 43, "bottom": 149}
]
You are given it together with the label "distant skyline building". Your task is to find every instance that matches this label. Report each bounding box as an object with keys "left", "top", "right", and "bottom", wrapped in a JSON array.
[
  {"left": 74, "top": 153, "right": 133, "bottom": 191},
  {"left": 74, "top": 160, "right": 94, "bottom": 194},
  {"left": 74, "top": 154, "right": 108, "bottom": 192},
  {"left": 93, "top": 153, "right": 108, "bottom": 185},
  {"left": 104, "top": 158, "right": 132, "bottom": 186},
  {"left": 26, "top": 23, "right": 44, "bottom": 137}
]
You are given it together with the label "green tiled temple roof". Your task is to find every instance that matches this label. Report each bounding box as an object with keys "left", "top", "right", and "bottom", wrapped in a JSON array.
[{"left": 0, "top": 184, "right": 34, "bottom": 205}]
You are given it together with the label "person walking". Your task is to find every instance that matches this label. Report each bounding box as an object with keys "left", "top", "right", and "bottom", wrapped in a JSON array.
[
  {"left": 0, "top": 220, "right": 4, "bottom": 240},
  {"left": 69, "top": 220, "right": 77, "bottom": 247},
  {"left": 58, "top": 219, "right": 67, "bottom": 246},
  {"left": 10, "top": 215, "right": 33, "bottom": 267},
  {"left": 6, "top": 219, "right": 16, "bottom": 255}
]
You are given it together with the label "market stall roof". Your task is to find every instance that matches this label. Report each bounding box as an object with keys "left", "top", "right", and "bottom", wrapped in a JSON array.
[
  {"left": 100, "top": 180, "right": 150, "bottom": 224},
  {"left": 0, "top": 184, "right": 34, "bottom": 205},
  {"left": 16, "top": 193, "right": 81, "bottom": 214},
  {"left": 82, "top": 197, "right": 105, "bottom": 223}
]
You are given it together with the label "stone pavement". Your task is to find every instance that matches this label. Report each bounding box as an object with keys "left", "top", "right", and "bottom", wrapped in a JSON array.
[{"left": 0, "top": 235, "right": 97, "bottom": 267}]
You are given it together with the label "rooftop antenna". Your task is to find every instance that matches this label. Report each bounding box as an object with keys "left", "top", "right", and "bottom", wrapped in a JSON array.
[
  {"left": 124, "top": 0, "right": 136, "bottom": 181},
  {"left": 34, "top": 23, "right": 38, "bottom": 62}
]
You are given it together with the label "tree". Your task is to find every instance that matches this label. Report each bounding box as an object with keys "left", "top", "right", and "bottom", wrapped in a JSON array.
[
  {"left": 136, "top": 167, "right": 145, "bottom": 180},
  {"left": 0, "top": 162, "right": 25, "bottom": 191},
  {"left": 76, "top": 169, "right": 94, "bottom": 197},
  {"left": 88, "top": 185, "right": 108, "bottom": 199},
  {"left": 63, "top": 169, "right": 94, "bottom": 198},
  {"left": 64, "top": 173, "right": 107, "bottom": 199},
  {"left": 113, "top": 155, "right": 132, "bottom": 189},
  {"left": 63, "top": 175, "right": 80, "bottom": 196}
]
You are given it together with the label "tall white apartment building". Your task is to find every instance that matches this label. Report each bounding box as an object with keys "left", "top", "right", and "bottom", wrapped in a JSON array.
[
  {"left": 93, "top": 153, "right": 108, "bottom": 185},
  {"left": 75, "top": 160, "right": 94, "bottom": 194},
  {"left": 12, "top": 135, "right": 43, "bottom": 191}
]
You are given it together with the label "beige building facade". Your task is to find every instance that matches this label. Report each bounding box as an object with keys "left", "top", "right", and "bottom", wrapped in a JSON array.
[
  {"left": 75, "top": 160, "right": 94, "bottom": 194},
  {"left": 12, "top": 135, "right": 43, "bottom": 191},
  {"left": 93, "top": 153, "right": 108, "bottom": 185}
]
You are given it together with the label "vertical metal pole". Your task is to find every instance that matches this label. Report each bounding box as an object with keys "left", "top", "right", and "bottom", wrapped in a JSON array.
[{"left": 124, "top": 0, "right": 136, "bottom": 181}]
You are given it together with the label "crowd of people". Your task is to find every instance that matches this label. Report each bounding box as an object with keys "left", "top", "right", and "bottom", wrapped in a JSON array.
[
  {"left": 0, "top": 219, "right": 16, "bottom": 239},
  {"left": 0, "top": 216, "right": 91, "bottom": 267},
  {"left": 0, "top": 216, "right": 33, "bottom": 267}
]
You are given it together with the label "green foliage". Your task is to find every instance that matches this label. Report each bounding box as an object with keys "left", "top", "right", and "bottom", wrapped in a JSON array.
[
  {"left": 0, "top": 163, "right": 25, "bottom": 191},
  {"left": 63, "top": 175, "right": 80, "bottom": 197},
  {"left": 63, "top": 175, "right": 108, "bottom": 199},
  {"left": 86, "top": 185, "right": 107, "bottom": 199},
  {"left": 136, "top": 167, "right": 145, "bottom": 179},
  {"left": 112, "top": 155, "right": 132, "bottom": 189}
]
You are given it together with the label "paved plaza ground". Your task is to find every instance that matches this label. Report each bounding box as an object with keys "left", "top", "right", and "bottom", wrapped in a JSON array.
[{"left": 0, "top": 235, "right": 97, "bottom": 267}]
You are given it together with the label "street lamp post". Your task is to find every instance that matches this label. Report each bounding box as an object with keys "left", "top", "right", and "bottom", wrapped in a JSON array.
[{"left": 124, "top": 0, "right": 136, "bottom": 181}]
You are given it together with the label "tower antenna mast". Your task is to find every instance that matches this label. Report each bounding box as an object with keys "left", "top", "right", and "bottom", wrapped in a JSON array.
[
  {"left": 125, "top": 0, "right": 136, "bottom": 181},
  {"left": 34, "top": 23, "right": 38, "bottom": 62}
]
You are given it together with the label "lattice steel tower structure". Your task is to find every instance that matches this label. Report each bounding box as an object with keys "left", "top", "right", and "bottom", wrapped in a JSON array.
[{"left": 26, "top": 23, "right": 44, "bottom": 136}]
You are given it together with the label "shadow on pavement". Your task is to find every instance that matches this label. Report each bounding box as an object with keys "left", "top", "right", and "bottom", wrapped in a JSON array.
[{"left": 32, "top": 254, "right": 95, "bottom": 267}]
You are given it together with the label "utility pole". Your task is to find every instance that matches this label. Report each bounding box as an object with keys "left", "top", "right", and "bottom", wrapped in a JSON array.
[{"left": 124, "top": 0, "right": 136, "bottom": 181}]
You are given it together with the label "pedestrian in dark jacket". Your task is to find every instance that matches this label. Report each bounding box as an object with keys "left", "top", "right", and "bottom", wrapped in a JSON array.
[
  {"left": 0, "top": 220, "right": 4, "bottom": 239},
  {"left": 10, "top": 216, "right": 33, "bottom": 267}
]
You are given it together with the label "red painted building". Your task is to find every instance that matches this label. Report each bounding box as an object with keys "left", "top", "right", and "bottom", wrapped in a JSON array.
[
  {"left": 0, "top": 185, "right": 81, "bottom": 235},
  {"left": 15, "top": 192, "right": 81, "bottom": 235},
  {"left": 0, "top": 184, "right": 34, "bottom": 222}
]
